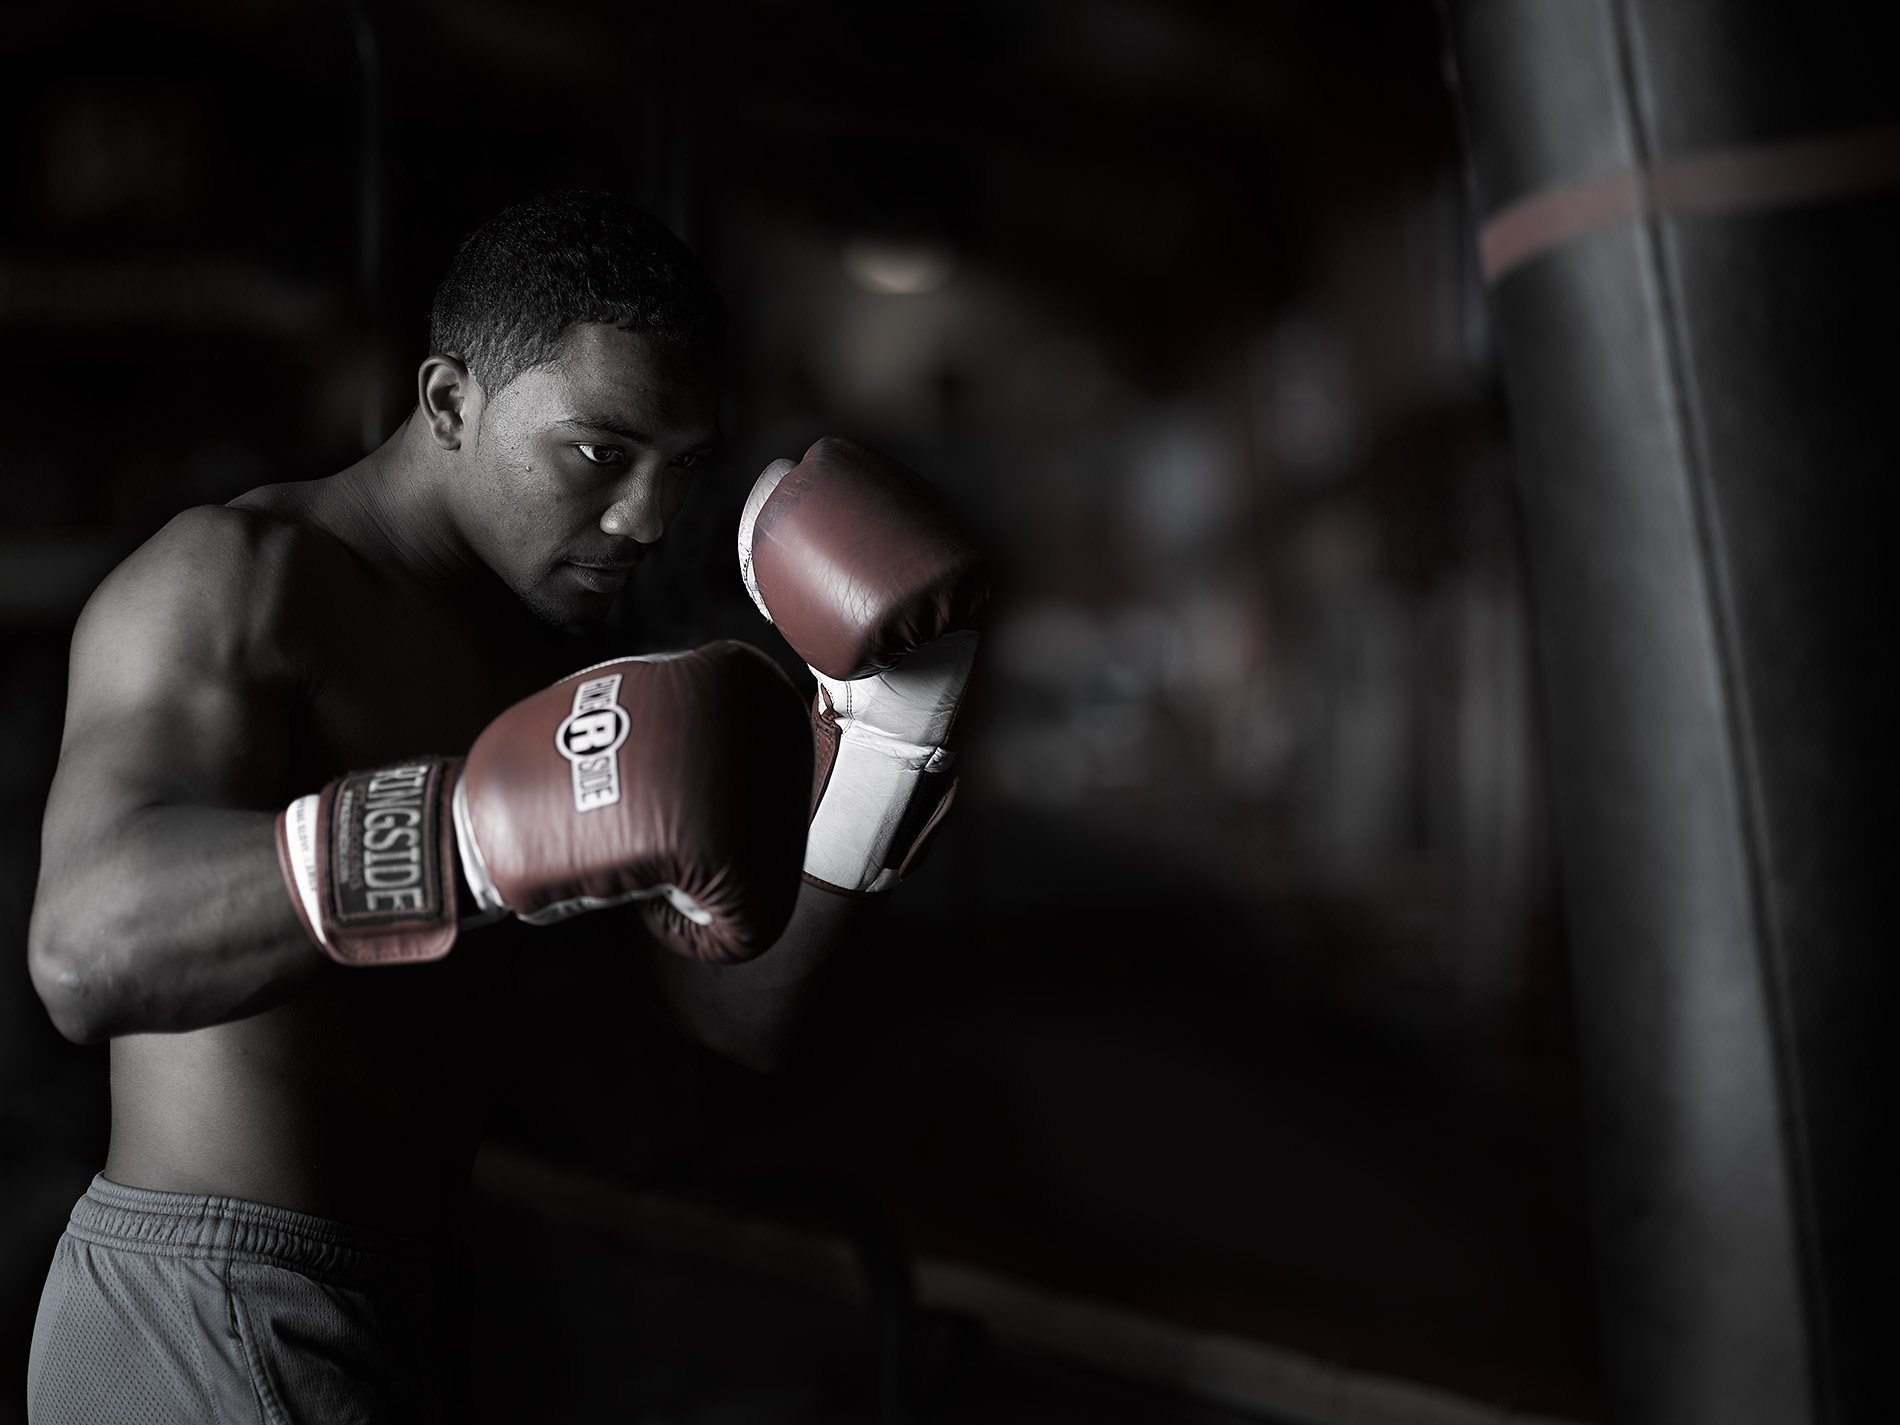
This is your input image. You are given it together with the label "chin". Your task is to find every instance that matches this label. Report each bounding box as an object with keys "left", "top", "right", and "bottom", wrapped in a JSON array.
[{"left": 518, "top": 582, "right": 614, "bottom": 629}]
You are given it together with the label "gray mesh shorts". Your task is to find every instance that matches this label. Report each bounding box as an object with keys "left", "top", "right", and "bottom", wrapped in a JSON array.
[{"left": 27, "top": 1176, "right": 459, "bottom": 1425}]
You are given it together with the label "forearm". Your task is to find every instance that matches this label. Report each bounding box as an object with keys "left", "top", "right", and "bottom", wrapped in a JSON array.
[
  {"left": 646, "top": 878, "right": 866, "bottom": 1070},
  {"left": 30, "top": 805, "right": 323, "bottom": 1042}
]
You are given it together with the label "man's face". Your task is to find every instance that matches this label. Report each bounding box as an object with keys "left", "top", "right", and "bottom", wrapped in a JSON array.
[{"left": 453, "top": 322, "right": 719, "bottom": 626}]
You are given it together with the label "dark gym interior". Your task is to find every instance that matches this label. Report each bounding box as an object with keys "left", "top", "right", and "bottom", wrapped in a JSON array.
[{"left": 1, "top": 3, "right": 1894, "bottom": 1423}]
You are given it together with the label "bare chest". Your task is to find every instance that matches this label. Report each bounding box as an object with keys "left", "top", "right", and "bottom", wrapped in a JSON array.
[{"left": 284, "top": 575, "right": 586, "bottom": 787}]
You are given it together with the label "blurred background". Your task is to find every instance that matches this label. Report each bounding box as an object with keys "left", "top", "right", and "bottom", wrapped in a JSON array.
[{"left": 0, "top": 2, "right": 1597, "bottom": 1421}]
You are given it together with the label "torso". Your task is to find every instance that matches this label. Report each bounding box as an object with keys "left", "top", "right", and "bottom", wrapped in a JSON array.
[{"left": 102, "top": 481, "right": 608, "bottom": 1231}]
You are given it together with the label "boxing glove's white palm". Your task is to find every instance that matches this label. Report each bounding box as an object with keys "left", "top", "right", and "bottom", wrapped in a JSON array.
[{"left": 804, "top": 629, "right": 977, "bottom": 892}]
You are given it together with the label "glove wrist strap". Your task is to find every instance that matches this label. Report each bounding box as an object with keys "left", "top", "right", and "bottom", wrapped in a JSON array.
[
  {"left": 803, "top": 694, "right": 962, "bottom": 895},
  {"left": 274, "top": 756, "right": 465, "bottom": 966},
  {"left": 804, "top": 736, "right": 934, "bottom": 893}
]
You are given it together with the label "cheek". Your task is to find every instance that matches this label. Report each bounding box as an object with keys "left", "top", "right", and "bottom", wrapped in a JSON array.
[
  {"left": 661, "top": 471, "right": 695, "bottom": 523},
  {"left": 493, "top": 450, "right": 573, "bottom": 531}
]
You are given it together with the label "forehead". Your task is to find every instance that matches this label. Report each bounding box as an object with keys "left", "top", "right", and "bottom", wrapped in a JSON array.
[{"left": 495, "top": 322, "right": 719, "bottom": 433}]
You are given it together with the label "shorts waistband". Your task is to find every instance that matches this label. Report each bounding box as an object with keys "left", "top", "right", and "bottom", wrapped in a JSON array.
[{"left": 67, "top": 1175, "right": 446, "bottom": 1291}]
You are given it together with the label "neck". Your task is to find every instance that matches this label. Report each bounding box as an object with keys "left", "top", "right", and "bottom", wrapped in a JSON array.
[
  {"left": 323, "top": 415, "right": 581, "bottom": 656},
  {"left": 330, "top": 414, "right": 486, "bottom": 599}
]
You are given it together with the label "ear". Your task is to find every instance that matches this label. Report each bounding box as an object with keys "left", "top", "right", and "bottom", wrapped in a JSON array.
[{"left": 417, "top": 355, "right": 480, "bottom": 450}]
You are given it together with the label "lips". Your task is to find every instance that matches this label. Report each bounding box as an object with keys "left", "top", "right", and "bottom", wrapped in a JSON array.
[{"left": 562, "top": 557, "right": 641, "bottom": 594}]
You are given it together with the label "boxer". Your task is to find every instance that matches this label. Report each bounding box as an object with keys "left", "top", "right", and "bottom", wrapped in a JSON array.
[{"left": 21, "top": 192, "right": 984, "bottom": 1423}]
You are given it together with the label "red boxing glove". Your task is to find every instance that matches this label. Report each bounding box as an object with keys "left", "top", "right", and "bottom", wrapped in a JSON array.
[
  {"left": 739, "top": 438, "right": 988, "bottom": 894},
  {"left": 458, "top": 643, "right": 812, "bottom": 962},
  {"left": 276, "top": 642, "right": 813, "bottom": 965}
]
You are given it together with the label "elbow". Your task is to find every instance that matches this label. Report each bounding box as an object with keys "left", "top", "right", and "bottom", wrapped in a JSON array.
[{"left": 28, "top": 903, "right": 121, "bottom": 1045}]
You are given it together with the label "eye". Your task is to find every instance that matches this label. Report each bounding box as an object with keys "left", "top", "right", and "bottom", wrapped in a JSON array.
[
  {"left": 575, "top": 443, "right": 625, "bottom": 466},
  {"left": 673, "top": 452, "right": 702, "bottom": 471}
]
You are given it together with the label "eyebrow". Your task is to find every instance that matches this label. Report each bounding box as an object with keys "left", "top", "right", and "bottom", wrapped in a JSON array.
[
  {"left": 559, "top": 414, "right": 649, "bottom": 442},
  {"left": 557, "top": 415, "right": 717, "bottom": 451}
]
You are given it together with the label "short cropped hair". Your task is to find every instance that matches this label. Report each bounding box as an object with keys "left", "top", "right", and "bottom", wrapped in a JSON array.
[{"left": 428, "top": 191, "right": 724, "bottom": 395}]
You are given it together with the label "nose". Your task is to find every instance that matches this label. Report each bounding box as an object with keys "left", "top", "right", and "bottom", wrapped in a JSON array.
[{"left": 598, "top": 463, "right": 666, "bottom": 544}]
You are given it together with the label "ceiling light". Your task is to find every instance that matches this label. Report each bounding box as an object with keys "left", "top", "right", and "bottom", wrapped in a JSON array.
[{"left": 842, "top": 236, "right": 954, "bottom": 295}]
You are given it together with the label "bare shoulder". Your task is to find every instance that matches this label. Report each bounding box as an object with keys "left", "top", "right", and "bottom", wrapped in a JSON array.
[{"left": 71, "top": 499, "right": 351, "bottom": 709}]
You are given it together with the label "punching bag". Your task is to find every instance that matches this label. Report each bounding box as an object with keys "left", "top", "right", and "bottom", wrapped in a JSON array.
[{"left": 1439, "top": 3, "right": 1900, "bottom": 1423}]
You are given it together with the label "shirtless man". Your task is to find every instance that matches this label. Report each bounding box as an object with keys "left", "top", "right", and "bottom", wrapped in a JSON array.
[{"left": 22, "top": 192, "right": 983, "bottom": 1423}]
